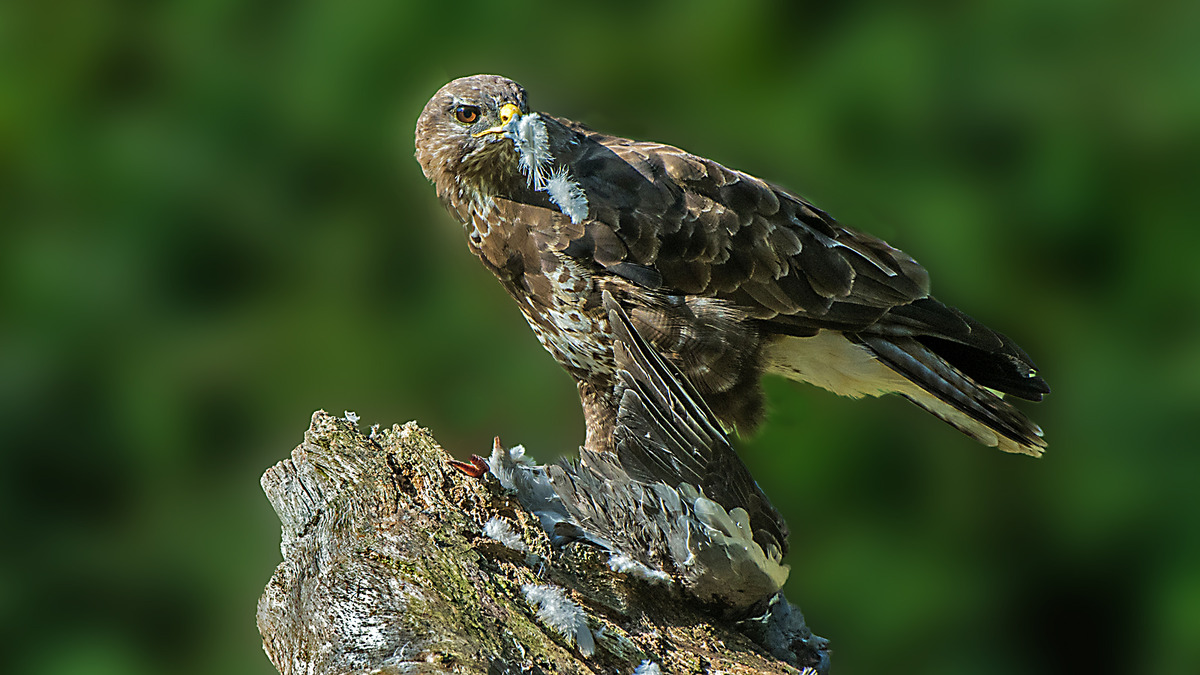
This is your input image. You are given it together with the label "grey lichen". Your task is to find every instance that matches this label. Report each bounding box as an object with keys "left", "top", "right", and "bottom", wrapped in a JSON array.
[{"left": 258, "top": 411, "right": 822, "bottom": 674}]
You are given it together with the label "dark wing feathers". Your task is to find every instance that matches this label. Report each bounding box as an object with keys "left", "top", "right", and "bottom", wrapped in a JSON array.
[
  {"left": 549, "top": 122, "right": 1048, "bottom": 402},
  {"left": 565, "top": 124, "right": 931, "bottom": 323},
  {"left": 606, "top": 292, "right": 787, "bottom": 555},
  {"left": 857, "top": 334, "right": 1045, "bottom": 449},
  {"left": 917, "top": 334, "right": 1047, "bottom": 402}
]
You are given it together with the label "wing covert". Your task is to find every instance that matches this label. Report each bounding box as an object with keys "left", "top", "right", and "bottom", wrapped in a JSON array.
[{"left": 550, "top": 117, "right": 932, "bottom": 333}]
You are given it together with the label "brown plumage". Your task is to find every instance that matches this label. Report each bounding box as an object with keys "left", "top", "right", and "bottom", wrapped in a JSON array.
[
  {"left": 481, "top": 293, "right": 793, "bottom": 612},
  {"left": 415, "top": 74, "right": 1050, "bottom": 457}
]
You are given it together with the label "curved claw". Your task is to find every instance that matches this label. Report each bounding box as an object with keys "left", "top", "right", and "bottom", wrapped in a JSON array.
[
  {"left": 449, "top": 437, "right": 506, "bottom": 478},
  {"left": 448, "top": 454, "right": 490, "bottom": 478}
]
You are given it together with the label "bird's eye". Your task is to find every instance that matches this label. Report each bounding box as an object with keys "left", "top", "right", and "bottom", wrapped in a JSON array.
[{"left": 454, "top": 105, "right": 480, "bottom": 125}]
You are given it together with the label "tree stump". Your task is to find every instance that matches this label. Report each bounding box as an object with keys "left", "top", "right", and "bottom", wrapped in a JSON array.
[{"left": 258, "top": 411, "right": 820, "bottom": 674}]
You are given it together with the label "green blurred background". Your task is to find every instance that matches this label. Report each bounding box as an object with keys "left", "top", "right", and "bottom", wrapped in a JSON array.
[{"left": 3, "top": 0, "right": 1199, "bottom": 673}]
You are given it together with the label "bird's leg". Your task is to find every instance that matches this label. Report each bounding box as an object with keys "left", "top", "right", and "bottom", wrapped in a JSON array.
[
  {"left": 447, "top": 455, "right": 488, "bottom": 478},
  {"left": 577, "top": 381, "right": 617, "bottom": 457},
  {"left": 447, "top": 436, "right": 504, "bottom": 478}
]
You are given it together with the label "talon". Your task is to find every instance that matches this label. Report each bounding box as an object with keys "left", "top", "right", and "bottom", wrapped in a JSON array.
[{"left": 448, "top": 454, "right": 490, "bottom": 478}]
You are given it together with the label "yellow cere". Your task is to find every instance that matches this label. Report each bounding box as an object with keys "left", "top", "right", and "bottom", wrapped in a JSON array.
[{"left": 472, "top": 103, "right": 522, "bottom": 138}]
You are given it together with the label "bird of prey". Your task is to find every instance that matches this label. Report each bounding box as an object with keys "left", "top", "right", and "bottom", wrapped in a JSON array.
[{"left": 415, "top": 74, "right": 1050, "bottom": 457}]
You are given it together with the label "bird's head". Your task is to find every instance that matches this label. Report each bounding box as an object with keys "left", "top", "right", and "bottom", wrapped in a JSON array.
[{"left": 415, "top": 74, "right": 531, "bottom": 204}]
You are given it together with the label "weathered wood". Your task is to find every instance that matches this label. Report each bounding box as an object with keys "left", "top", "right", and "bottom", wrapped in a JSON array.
[{"left": 258, "top": 411, "right": 817, "bottom": 674}]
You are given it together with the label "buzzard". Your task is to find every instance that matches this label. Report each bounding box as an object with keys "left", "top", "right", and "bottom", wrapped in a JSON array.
[{"left": 415, "top": 75, "right": 1049, "bottom": 457}]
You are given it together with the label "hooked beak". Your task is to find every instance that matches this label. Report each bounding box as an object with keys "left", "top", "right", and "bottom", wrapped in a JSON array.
[{"left": 472, "top": 103, "right": 521, "bottom": 138}]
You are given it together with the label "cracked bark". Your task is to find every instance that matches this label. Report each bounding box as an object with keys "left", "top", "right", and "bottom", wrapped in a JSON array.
[{"left": 258, "top": 411, "right": 815, "bottom": 674}]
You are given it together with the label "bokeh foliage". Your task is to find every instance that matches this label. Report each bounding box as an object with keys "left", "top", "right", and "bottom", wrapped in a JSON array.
[{"left": 3, "top": 1, "right": 1199, "bottom": 674}]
